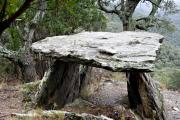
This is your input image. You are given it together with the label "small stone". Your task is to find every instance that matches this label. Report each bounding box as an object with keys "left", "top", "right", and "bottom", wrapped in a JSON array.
[{"left": 172, "top": 107, "right": 180, "bottom": 112}]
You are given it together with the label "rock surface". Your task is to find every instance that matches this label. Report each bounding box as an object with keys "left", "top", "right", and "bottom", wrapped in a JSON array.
[{"left": 31, "top": 31, "right": 164, "bottom": 72}]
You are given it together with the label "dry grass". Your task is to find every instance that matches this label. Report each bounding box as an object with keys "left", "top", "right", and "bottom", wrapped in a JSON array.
[{"left": 0, "top": 78, "right": 8, "bottom": 89}]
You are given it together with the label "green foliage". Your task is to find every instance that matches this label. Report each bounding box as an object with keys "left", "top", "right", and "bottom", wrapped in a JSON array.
[
  {"left": 39, "top": 0, "right": 106, "bottom": 35},
  {"left": 16, "top": 0, "right": 106, "bottom": 37},
  {"left": 154, "top": 43, "right": 180, "bottom": 90},
  {"left": 2, "top": 0, "right": 107, "bottom": 50},
  {"left": 157, "top": 19, "right": 176, "bottom": 32},
  {"left": 161, "top": 0, "right": 178, "bottom": 15},
  {"left": 1, "top": 0, "right": 107, "bottom": 80},
  {"left": 153, "top": 68, "right": 180, "bottom": 90},
  {"left": 0, "top": 0, "right": 22, "bottom": 20},
  {"left": 156, "top": 42, "right": 180, "bottom": 68},
  {"left": 7, "top": 27, "right": 22, "bottom": 51},
  {"left": 0, "top": 58, "right": 15, "bottom": 77}
]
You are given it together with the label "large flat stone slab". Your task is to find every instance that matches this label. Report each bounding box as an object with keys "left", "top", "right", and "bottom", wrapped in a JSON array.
[{"left": 31, "top": 31, "right": 164, "bottom": 72}]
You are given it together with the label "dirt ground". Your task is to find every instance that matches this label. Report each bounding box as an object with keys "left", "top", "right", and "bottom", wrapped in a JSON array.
[
  {"left": 0, "top": 81, "right": 23, "bottom": 120},
  {"left": 0, "top": 79, "right": 180, "bottom": 120},
  {"left": 90, "top": 80, "right": 180, "bottom": 120},
  {"left": 162, "top": 90, "right": 180, "bottom": 120}
]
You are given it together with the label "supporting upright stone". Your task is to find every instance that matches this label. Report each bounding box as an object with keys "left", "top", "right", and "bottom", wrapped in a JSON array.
[
  {"left": 127, "top": 72, "right": 166, "bottom": 120},
  {"left": 35, "top": 60, "right": 80, "bottom": 109}
]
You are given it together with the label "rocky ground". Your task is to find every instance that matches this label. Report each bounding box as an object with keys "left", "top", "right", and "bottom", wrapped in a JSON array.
[
  {"left": 90, "top": 80, "right": 180, "bottom": 120},
  {"left": 89, "top": 80, "right": 128, "bottom": 106},
  {"left": 162, "top": 90, "right": 180, "bottom": 120},
  {"left": 0, "top": 79, "right": 180, "bottom": 120}
]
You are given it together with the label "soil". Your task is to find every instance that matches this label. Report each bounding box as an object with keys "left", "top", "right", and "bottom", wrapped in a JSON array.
[
  {"left": 0, "top": 77, "right": 23, "bottom": 120},
  {"left": 0, "top": 78, "right": 180, "bottom": 120}
]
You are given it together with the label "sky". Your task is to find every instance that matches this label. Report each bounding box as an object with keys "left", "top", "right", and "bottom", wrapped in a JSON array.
[
  {"left": 174, "top": 0, "right": 180, "bottom": 6},
  {"left": 136, "top": 0, "right": 180, "bottom": 16},
  {"left": 105, "top": 0, "right": 180, "bottom": 16}
]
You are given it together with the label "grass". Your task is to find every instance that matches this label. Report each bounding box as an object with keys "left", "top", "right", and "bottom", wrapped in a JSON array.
[
  {"left": 0, "top": 75, "right": 8, "bottom": 89},
  {"left": 0, "top": 80, "right": 7, "bottom": 89},
  {"left": 20, "top": 81, "right": 41, "bottom": 111},
  {"left": 107, "top": 68, "right": 180, "bottom": 90}
]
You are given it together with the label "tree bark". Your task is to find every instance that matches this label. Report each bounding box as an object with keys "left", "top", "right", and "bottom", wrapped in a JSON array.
[
  {"left": 35, "top": 60, "right": 83, "bottom": 109},
  {"left": 18, "top": 53, "right": 38, "bottom": 83},
  {"left": 127, "top": 72, "right": 166, "bottom": 120},
  {"left": 0, "top": 0, "right": 46, "bottom": 82},
  {"left": 19, "top": 0, "right": 46, "bottom": 82}
]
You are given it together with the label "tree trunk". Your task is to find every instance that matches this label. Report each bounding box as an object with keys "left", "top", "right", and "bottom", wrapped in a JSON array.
[
  {"left": 127, "top": 72, "right": 166, "bottom": 120},
  {"left": 18, "top": 52, "right": 38, "bottom": 83},
  {"left": 35, "top": 60, "right": 83, "bottom": 109},
  {"left": 21, "top": 63, "right": 37, "bottom": 83},
  {"left": 121, "top": 14, "right": 136, "bottom": 31}
]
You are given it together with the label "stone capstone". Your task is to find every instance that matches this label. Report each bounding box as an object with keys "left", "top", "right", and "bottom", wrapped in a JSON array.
[{"left": 31, "top": 31, "right": 164, "bottom": 72}]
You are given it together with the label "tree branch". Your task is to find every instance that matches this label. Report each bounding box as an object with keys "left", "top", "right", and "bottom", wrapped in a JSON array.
[
  {"left": 120, "top": 0, "right": 125, "bottom": 11},
  {"left": 97, "top": 0, "right": 119, "bottom": 14},
  {"left": 24, "top": 0, "right": 46, "bottom": 50},
  {"left": 0, "top": 0, "right": 34, "bottom": 35},
  {"left": 135, "top": 16, "right": 157, "bottom": 30},
  {"left": 136, "top": 17, "right": 149, "bottom": 22},
  {"left": 0, "top": 0, "right": 46, "bottom": 64},
  {"left": 149, "top": 0, "right": 161, "bottom": 16},
  {"left": 145, "top": 0, "right": 161, "bottom": 8},
  {"left": 0, "top": 0, "right": 7, "bottom": 22},
  {"left": 135, "top": 0, "right": 161, "bottom": 30}
]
